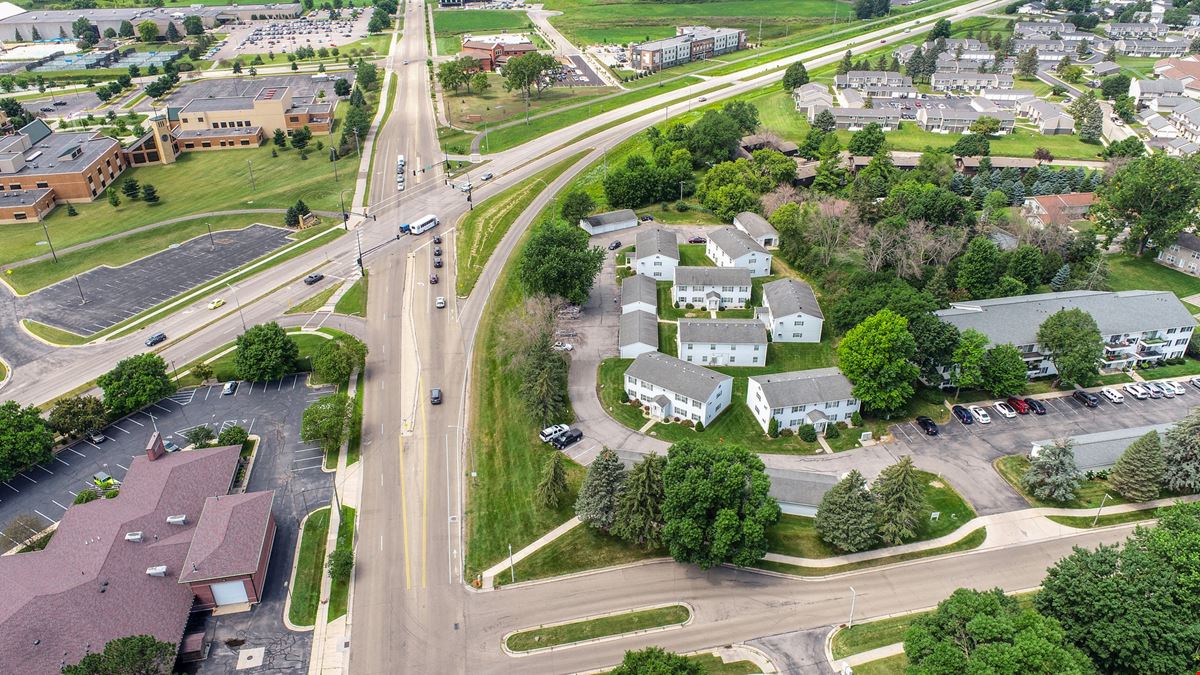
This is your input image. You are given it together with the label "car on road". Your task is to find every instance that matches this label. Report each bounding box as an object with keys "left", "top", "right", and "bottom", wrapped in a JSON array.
[
  {"left": 551, "top": 428, "right": 583, "bottom": 449},
  {"left": 951, "top": 405, "right": 973, "bottom": 425},
  {"left": 969, "top": 405, "right": 991, "bottom": 424},
  {"left": 539, "top": 424, "right": 570, "bottom": 443},
  {"left": 304, "top": 273, "right": 324, "bottom": 285},
  {"left": 429, "top": 273, "right": 439, "bottom": 284},
  {"left": 435, "top": 296, "right": 446, "bottom": 309},
  {"left": 608, "top": 240, "right": 622, "bottom": 250},
  {"left": 433, "top": 235, "right": 442, "bottom": 244},
  {"left": 552, "top": 342, "right": 573, "bottom": 351},
  {"left": 993, "top": 401, "right": 1017, "bottom": 418},
  {"left": 1123, "top": 383, "right": 1149, "bottom": 400},
  {"left": 698, "top": 96, "right": 707, "bottom": 102},
  {"left": 1023, "top": 398, "right": 1046, "bottom": 415},
  {"left": 639, "top": 215, "right": 654, "bottom": 222},
  {"left": 481, "top": 172, "right": 493, "bottom": 181},
  {"left": 1191, "top": 376, "right": 1200, "bottom": 390},
  {"left": 39, "top": 106, "right": 53, "bottom": 112},
  {"left": 459, "top": 182, "right": 472, "bottom": 193},
  {"left": 1072, "top": 390, "right": 1101, "bottom": 407},
  {"left": 144, "top": 332, "right": 167, "bottom": 347},
  {"left": 433, "top": 247, "right": 442, "bottom": 256},
  {"left": 915, "top": 416, "right": 939, "bottom": 436},
  {"left": 222, "top": 381, "right": 238, "bottom": 396},
  {"left": 1164, "top": 380, "right": 1186, "bottom": 396},
  {"left": 687, "top": 236, "right": 706, "bottom": 244},
  {"left": 207, "top": 298, "right": 225, "bottom": 310},
  {"left": 433, "top": 257, "right": 443, "bottom": 268},
  {"left": 53, "top": 100, "right": 67, "bottom": 106},
  {"left": 430, "top": 388, "right": 442, "bottom": 405},
  {"left": 87, "top": 430, "right": 106, "bottom": 444},
  {"left": 1006, "top": 397, "right": 1030, "bottom": 414},
  {"left": 1101, "top": 388, "right": 1124, "bottom": 404}
]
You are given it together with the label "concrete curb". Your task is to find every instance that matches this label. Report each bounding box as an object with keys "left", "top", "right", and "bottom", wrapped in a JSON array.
[
  {"left": 0, "top": 354, "right": 12, "bottom": 391},
  {"left": 282, "top": 505, "right": 332, "bottom": 633},
  {"left": 233, "top": 435, "right": 262, "bottom": 493},
  {"left": 500, "top": 601, "right": 695, "bottom": 657},
  {"left": 471, "top": 556, "right": 675, "bottom": 594}
]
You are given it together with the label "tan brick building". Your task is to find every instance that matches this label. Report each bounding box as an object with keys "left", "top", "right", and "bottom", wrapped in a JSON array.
[{"left": 177, "top": 85, "right": 333, "bottom": 135}]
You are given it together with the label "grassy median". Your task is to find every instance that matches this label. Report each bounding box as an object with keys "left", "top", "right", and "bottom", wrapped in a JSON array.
[
  {"left": 289, "top": 506, "right": 331, "bottom": 627},
  {"left": 755, "top": 528, "right": 987, "bottom": 577},
  {"left": 334, "top": 272, "right": 368, "bottom": 316},
  {"left": 505, "top": 604, "right": 690, "bottom": 652},
  {"left": 327, "top": 505, "right": 357, "bottom": 621}
]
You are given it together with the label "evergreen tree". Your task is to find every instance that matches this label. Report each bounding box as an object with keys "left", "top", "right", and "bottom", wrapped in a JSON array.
[
  {"left": 1015, "top": 47, "right": 1039, "bottom": 78},
  {"left": 141, "top": 183, "right": 159, "bottom": 203},
  {"left": 273, "top": 128, "right": 287, "bottom": 147},
  {"left": 611, "top": 452, "right": 667, "bottom": 549},
  {"left": 574, "top": 447, "right": 626, "bottom": 530},
  {"left": 1162, "top": 409, "right": 1200, "bottom": 493},
  {"left": 165, "top": 21, "right": 180, "bottom": 42},
  {"left": 837, "top": 50, "right": 854, "bottom": 76},
  {"left": 815, "top": 470, "right": 878, "bottom": 553},
  {"left": 121, "top": 179, "right": 140, "bottom": 199},
  {"left": 1021, "top": 439, "right": 1083, "bottom": 502},
  {"left": 956, "top": 236, "right": 1002, "bottom": 299},
  {"left": 872, "top": 456, "right": 925, "bottom": 546},
  {"left": 107, "top": 190, "right": 120, "bottom": 208},
  {"left": 535, "top": 451, "right": 569, "bottom": 509},
  {"left": 1068, "top": 91, "right": 1103, "bottom": 143},
  {"left": 812, "top": 108, "right": 836, "bottom": 133},
  {"left": 924, "top": 267, "right": 951, "bottom": 308},
  {"left": 1109, "top": 430, "right": 1165, "bottom": 502},
  {"left": 1049, "top": 263, "right": 1071, "bottom": 291}
]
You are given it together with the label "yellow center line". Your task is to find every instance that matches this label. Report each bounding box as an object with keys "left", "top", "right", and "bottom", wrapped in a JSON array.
[{"left": 396, "top": 432, "right": 413, "bottom": 591}]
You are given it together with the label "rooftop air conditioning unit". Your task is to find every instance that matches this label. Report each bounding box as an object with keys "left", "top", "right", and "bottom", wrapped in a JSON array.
[
  {"left": 146, "top": 566, "right": 167, "bottom": 577},
  {"left": 124, "top": 532, "right": 143, "bottom": 542},
  {"left": 166, "top": 514, "right": 187, "bottom": 525}
]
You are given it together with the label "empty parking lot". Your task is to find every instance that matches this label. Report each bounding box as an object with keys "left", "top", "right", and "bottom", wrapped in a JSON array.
[{"left": 21, "top": 224, "right": 293, "bottom": 335}]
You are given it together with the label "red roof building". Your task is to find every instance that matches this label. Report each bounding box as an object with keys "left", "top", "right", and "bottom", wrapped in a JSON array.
[
  {"left": 460, "top": 38, "right": 537, "bottom": 71},
  {"left": 1022, "top": 192, "right": 1096, "bottom": 228},
  {"left": 0, "top": 434, "right": 276, "bottom": 673}
]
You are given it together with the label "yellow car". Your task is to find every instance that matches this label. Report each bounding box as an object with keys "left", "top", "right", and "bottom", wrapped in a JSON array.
[{"left": 207, "top": 299, "right": 225, "bottom": 310}]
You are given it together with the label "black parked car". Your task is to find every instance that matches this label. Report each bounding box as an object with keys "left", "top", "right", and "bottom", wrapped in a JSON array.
[
  {"left": 551, "top": 428, "right": 583, "bottom": 449},
  {"left": 915, "top": 416, "right": 939, "bottom": 436},
  {"left": 951, "top": 405, "right": 973, "bottom": 424},
  {"left": 1023, "top": 398, "right": 1046, "bottom": 415},
  {"left": 608, "top": 240, "right": 622, "bottom": 250},
  {"left": 1072, "top": 390, "right": 1100, "bottom": 408}
]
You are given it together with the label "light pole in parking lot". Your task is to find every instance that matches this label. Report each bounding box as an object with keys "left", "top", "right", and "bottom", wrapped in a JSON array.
[
  {"left": 40, "top": 220, "right": 58, "bottom": 263},
  {"left": 226, "top": 282, "right": 247, "bottom": 331},
  {"left": 246, "top": 160, "right": 257, "bottom": 192}
]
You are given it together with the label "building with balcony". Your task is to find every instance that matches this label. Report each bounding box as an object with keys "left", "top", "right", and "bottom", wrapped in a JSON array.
[{"left": 1157, "top": 231, "right": 1200, "bottom": 277}]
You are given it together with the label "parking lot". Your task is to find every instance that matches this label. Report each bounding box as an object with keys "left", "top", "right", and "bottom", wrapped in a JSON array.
[
  {"left": 21, "top": 224, "right": 292, "bottom": 335},
  {"left": 210, "top": 10, "right": 373, "bottom": 63},
  {"left": 0, "top": 375, "right": 335, "bottom": 674},
  {"left": 564, "top": 54, "right": 606, "bottom": 87}
]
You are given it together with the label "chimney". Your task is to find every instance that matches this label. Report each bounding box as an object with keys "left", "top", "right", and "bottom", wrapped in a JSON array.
[
  {"left": 124, "top": 532, "right": 143, "bottom": 543},
  {"left": 145, "top": 432, "right": 165, "bottom": 461},
  {"left": 166, "top": 514, "right": 187, "bottom": 525},
  {"left": 146, "top": 566, "right": 167, "bottom": 577}
]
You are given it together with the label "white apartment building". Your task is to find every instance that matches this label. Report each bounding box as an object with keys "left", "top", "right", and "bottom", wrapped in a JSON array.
[
  {"left": 757, "top": 278, "right": 824, "bottom": 343},
  {"left": 733, "top": 211, "right": 779, "bottom": 248},
  {"left": 673, "top": 267, "right": 752, "bottom": 310},
  {"left": 633, "top": 228, "right": 680, "bottom": 280},
  {"left": 620, "top": 273, "right": 658, "bottom": 314},
  {"left": 706, "top": 226, "right": 772, "bottom": 277},
  {"left": 1157, "top": 231, "right": 1200, "bottom": 277},
  {"left": 618, "top": 310, "right": 658, "bottom": 358},
  {"left": 747, "top": 368, "right": 860, "bottom": 433},
  {"left": 624, "top": 351, "right": 733, "bottom": 426},
  {"left": 677, "top": 319, "right": 767, "bottom": 367}
]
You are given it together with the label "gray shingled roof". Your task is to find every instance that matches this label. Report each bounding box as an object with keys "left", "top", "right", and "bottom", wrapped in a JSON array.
[
  {"left": 751, "top": 367, "right": 853, "bottom": 409},
  {"left": 625, "top": 351, "right": 732, "bottom": 402},
  {"left": 708, "top": 226, "right": 767, "bottom": 259},
  {"left": 621, "top": 274, "right": 658, "bottom": 308},
  {"left": 1176, "top": 231, "right": 1200, "bottom": 252},
  {"left": 762, "top": 278, "right": 823, "bottom": 320},
  {"left": 583, "top": 209, "right": 637, "bottom": 227},
  {"left": 635, "top": 228, "right": 679, "bottom": 261},
  {"left": 735, "top": 212, "right": 779, "bottom": 240},
  {"left": 675, "top": 266, "right": 752, "bottom": 287},
  {"left": 619, "top": 310, "right": 659, "bottom": 348},
  {"left": 935, "top": 290, "right": 1197, "bottom": 347},
  {"left": 1035, "top": 423, "right": 1172, "bottom": 471},
  {"left": 767, "top": 468, "right": 840, "bottom": 508},
  {"left": 678, "top": 319, "right": 767, "bottom": 345}
]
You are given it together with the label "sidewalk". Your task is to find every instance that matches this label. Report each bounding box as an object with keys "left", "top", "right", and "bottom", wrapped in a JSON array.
[
  {"left": 480, "top": 517, "right": 582, "bottom": 588},
  {"left": 762, "top": 494, "right": 1198, "bottom": 569}
]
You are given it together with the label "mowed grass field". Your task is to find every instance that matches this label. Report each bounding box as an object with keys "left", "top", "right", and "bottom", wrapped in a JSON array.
[
  {"left": 433, "top": 9, "right": 532, "bottom": 37},
  {"left": 1, "top": 141, "right": 348, "bottom": 267},
  {"left": 540, "top": 0, "right": 850, "bottom": 46}
]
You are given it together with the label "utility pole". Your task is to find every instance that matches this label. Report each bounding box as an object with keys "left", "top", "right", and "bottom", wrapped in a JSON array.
[
  {"left": 73, "top": 275, "right": 85, "bottom": 304},
  {"left": 330, "top": 146, "right": 339, "bottom": 181},
  {"left": 1092, "top": 493, "right": 1113, "bottom": 527},
  {"left": 679, "top": 181, "right": 685, "bottom": 201},
  {"left": 848, "top": 587, "right": 857, "bottom": 628},
  {"left": 40, "top": 220, "right": 58, "bottom": 263},
  {"left": 356, "top": 229, "right": 364, "bottom": 274},
  {"left": 246, "top": 160, "right": 256, "bottom": 192},
  {"left": 226, "top": 282, "right": 247, "bottom": 331},
  {"left": 206, "top": 221, "right": 215, "bottom": 250}
]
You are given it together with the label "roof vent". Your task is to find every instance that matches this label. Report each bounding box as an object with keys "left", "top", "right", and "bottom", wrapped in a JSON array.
[
  {"left": 146, "top": 566, "right": 167, "bottom": 577},
  {"left": 166, "top": 514, "right": 187, "bottom": 525},
  {"left": 124, "top": 531, "right": 143, "bottom": 542}
]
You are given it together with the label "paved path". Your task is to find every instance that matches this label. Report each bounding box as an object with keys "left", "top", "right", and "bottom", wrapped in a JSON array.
[
  {"left": 276, "top": 313, "right": 367, "bottom": 339},
  {"left": 480, "top": 516, "right": 581, "bottom": 588}
]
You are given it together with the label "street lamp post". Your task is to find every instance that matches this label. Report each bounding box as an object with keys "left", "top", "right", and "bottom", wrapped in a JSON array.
[
  {"left": 226, "top": 282, "right": 247, "bottom": 331},
  {"left": 40, "top": 220, "right": 58, "bottom": 263},
  {"left": 1092, "top": 493, "right": 1113, "bottom": 527},
  {"left": 848, "top": 586, "right": 857, "bottom": 628},
  {"left": 206, "top": 221, "right": 215, "bottom": 250},
  {"left": 679, "top": 180, "right": 686, "bottom": 201},
  {"left": 73, "top": 275, "right": 85, "bottom": 304},
  {"left": 339, "top": 189, "right": 354, "bottom": 231},
  {"left": 246, "top": 160, "right": 256, "bottom": 192}
]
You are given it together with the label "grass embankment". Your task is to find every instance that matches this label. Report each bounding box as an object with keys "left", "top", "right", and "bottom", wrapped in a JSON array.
[
  {"left": 994, "top": 455, "right": 1131, "bottom": 510},
  {"left": 22, "top": 319, "right": 91, "bottom": 347},
  {"left": 289, "top": 506, "right": 331, "bottom": 627},
  {"left": 346, "top": 371, "right": 365, "bottom": 466},
  {"left": 362, "top": 75, "right": 398, "bottom": 208},
  {"left": 755, "top": 528, "right": 987, "bottom": 577},
  {"left": 499, "top": 523, "right": 666, "bottom": 586},
  {"left": 1047, "top": 510, "right": 1158, "bottom": 528},
  {"left": 849, "top": 654, "right": 908, "bottom": 674},
  {"left": 286, "top": 284, "right": 341, "bottom": 314},
  {"left": 766, "top": 471, "right": 975, "bottom": 559},
  {"left": 334, "top": 272, "right": 368, "bottom": 316},
  {"left": 505, "top": 604, "right": 690, "bottom": 652},
  {"left": 327, "top": 505, "right": 357, "bottom": 621},
  {"left": 174, "top": 328, "right": 344, "bottom": 387},
  {"left": 455, "top": 149, "right": 590, "bottom": 296},
  {"left": 444, "top": 71, "right": 617, "bottom": 131}
]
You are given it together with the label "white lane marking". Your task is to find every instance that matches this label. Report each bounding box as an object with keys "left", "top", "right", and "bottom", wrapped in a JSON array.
[
  {"left": 116, "top": 463, "right": 129, "bottom": 471},
  {"left": 55, "top": 457, "right": 70, "bottom": 466},
  {"left": 111, "top": 425, "right": 131, "bottom": 434},
  {"left": 69, "top": 448, "right": 86, "bottom": 457},
  {"left": 152, "top": 403, "right": 172, "bottom": 413},
  {"left": 51, "top": 499, "right": 69, "bottom": 510},
  {"left": 3, "top": 482, "right": 18, "bottom": 493},
  {"left": 34, "top": 510, "right": 55, "bottom": 523},
  {"left": 126, "top": 417, "right": 145, "bottom": 427},
  {"left": 20, "top": 473, "right": 38, "bottom": 483}
]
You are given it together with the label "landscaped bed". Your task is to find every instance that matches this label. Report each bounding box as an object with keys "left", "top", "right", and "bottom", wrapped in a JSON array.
[
  {"left": 288, "top": 506, "right": 330, "bottom": 627},
  {"left": 994, "top": 454, "right": 1130, "bottom": 510},
  {"left": 505, "top": 604, "right": 690, "bottom": 653}
]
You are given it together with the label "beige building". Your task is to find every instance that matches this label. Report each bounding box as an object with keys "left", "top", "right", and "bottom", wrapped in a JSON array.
[{"left": 177, "top": 85, "right": 333, "bottom": 135}]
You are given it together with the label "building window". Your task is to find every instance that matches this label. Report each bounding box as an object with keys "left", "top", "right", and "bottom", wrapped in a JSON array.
[
  {"left": 8, "top": 184, "right": 18, "bottom": 190},
  {"left": 36, "top": 182, "right": 49, "bottom": 188},
  {"left": 13, "top": 212, "right": 27, "bottom": 220}
]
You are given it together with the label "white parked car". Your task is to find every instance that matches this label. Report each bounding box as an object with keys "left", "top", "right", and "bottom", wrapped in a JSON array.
[
  {"left": 969, "top": 405, "right": 991, "bottom": 424},
  {"left": 1190, "top": 376, "right": 1200, "bottom": 390},
  {"left": 552, "top": 342, "right": 573, "bottom": 352},
  {"left": 1101, "top": 388, "right": 1124, "bottom": 404},
  {"left": 1165, "top": 380, "right": 1186, "bottom": 395},
  {"left": 435, "top": 296, "right": 446, "bottom": 309},
  {"left": 538, "top": 424, "right": 569, "bottom": 443},
  {"left": 993, "top": 401, "right": 1017, "bottom": 418},
  {"left": 1122, "top": 383, "right": 1149, "bottom": 399},
  {"left": 1153, "top": 381, "right": 1176, "bottom": 398}
]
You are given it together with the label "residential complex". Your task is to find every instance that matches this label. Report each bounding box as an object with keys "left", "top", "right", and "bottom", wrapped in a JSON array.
[
  {"left": 747, "top": 368, "right": 859, "bottom": 433},
  {"left": 933, "top": 290, "right": 1197, "bottom": 381},
  {"left": 618, "top": 310, "right": 659, "bottom": 358},
  {"left": 732, "top": 211, "right": 779, "bottom": 248},
  {"left": 623, "top": 351, "right": 733, "bottom": 425},
  {"left": 619, "top": 273, "right": 658, "bottom": 314},
  {"left": 1157, "top": 231, "right": 1200, "bottom": 277},
  {"left": 677, "top": 318, "right": 767, "bottom": 367},
  {"left": 1022, "top": 192, "right": 1096, "bottom": 227},
  {"left": 672, "top": 267, "right": 752, "bottom": 310},
  {"left": 629, "top": 26, "right": 747, "bottom": 73},
  {"left": 757, "top": 278, "right": 824, "bottom": 343},
  {"left": 1031, "top": 424, "right": 1173, "bottom": 471},
  {"left": 706, "top": 226, "right": 772, "bottom": 277},
  {"left": 633, "top": 228, "right": 680, "bottom": 280}
]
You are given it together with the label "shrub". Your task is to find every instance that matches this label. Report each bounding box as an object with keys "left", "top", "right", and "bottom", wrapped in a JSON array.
[
  {"left": 681, "top": 419, "right": 694, "bottom": 428},
  {"left": 674, "top": 201, "right": 689, "bottom": 212},
  {"left": 74, "top": 489, "right": 99, "bottom": 504},
  {"left": 851, "top": 411, "right": 862, "bottom": 426},
  {"left": 779, "top": 427, "right": 794, "bottom": 437},
  {"left": 103, "top": 488, "right": 120, "bottom": 499},
  {"left": 825, "top": 424, "right": 841, "bottom": 439},
  {"left": 695, "top": 421, "right": 705, "bottom": 432},
  {"left": 798, "top": 424, "right": 817, "bottom": 442},
  {"left": 328, "top": 548, "right": 354, "bottom": 582},
  {"left": 684, "top": 303, "right": 694, "bottom": 309},
  {"left": 217, "top": 425, "right": 249, "bottom": 447}
]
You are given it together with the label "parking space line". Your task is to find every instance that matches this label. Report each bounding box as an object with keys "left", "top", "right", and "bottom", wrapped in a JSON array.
[
  {"left": 54, "top": 456, "right": 70, "bottom": 466},
  {"left": 291, "top": 465, "right": 322, "bottom": 472},
  {"left": 3, "top": 482, "right": 18, "bottom": 492},
  {"left": 152, "top": 403, "right": 172, "bottom": 413},
  {"left": 126, "top": 417, "right": 145, "bottom": 427},
  {"left": 116, "top": 463, "right": 129, "bottom": 471},
  {"left": 20, "top": 473, "right": 38, "bottom": 483},
  {"left": 51, "top": 499, "right": 69, "bottom": 510},
  {"left": 69, "top": 447, "right": 86, "bottom": 457},
  {"left": 34, "top": 510, "right": 55, "bottom": 523},
  {"left": 111, "top": 425, "right": 131, "bottom": 434}
]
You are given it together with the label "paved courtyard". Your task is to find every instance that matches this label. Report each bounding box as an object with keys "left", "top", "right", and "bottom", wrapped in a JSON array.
[{"left": 22, "top": 224, "right": 292, "bottom": 335}]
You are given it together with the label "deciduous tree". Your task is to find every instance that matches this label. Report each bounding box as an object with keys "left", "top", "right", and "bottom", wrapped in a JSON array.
[
  {"left": 981, "top": 343, "right": 1028, "bottom": 397},
  {"left": 234, "top": 322, "right": 299, "bottom": 382},
  {"left": 950, "top": 328, "right": 989, "bottom": 397},
  {"left": 312, "top": 336, "right": 367, "bottom": 386},
  {"left": 300, "top": 393, "right": 350, "bottom": 454},
  {"left": 1035, "top": 308, "right": 1103, "bottom": 386},
  {"left": 611, "top": 647, "right": 702, "bottom": 675},
  {"left": 1093, "top": 153, "right": 1200, "bottom": 255},
  {"left": 782, "top": 61, "right": 809, "bottom": 90},
  {"left": 0, "top": 401, "right": 54, "bottom": 485},
  {"left": 517, "top": 220, "right": 604, "bottom": 305},
  {"left": 48, "top": 395, "right": 107, "bottom": 438},
  {"left": 837, "top": 309, "right": 920, "bottom": 416},
  {"left": 97, "top": 353, "right": 175, "bottom": 417},
  {"left": 62, "top": 634, "right": 177, "bottom": 675}
]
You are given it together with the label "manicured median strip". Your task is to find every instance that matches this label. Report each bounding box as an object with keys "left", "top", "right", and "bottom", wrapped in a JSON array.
[
  {"left": 754, "top": 528, "right": 987, "bottom": 577},
  {"left": 327, "top": 505, "right": 357, "bottom": 621},
  {"left": 289, "top": 506, "right": 331, "bottom": 627},
  {"left": 333, "top": 272, "right": 368, "bottom": 316},
  {"left": 505, "top": 604, "right": 691, "bottom": 653}
]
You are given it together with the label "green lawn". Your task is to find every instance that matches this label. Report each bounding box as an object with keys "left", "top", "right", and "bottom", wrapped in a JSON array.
[
  {"left": 678, "top": 243, "right": 712, "bottom": 267},
  {"left": 286, "top": 283, "right": 340, "bottom": 314},
  {"left": 766, "top": 471, "right": 975, "bottom": 559},
  {"left": 505, "top": 604, "right": 690, "bottom": 652},
  {"left": 433, "top": 8, "right": 532, "bottom": 36},
  {"left": 754, "top": 527, "right": 986, "bottom": 576},
  {"left": 1047, "top": 508, "right": 1160, "bottom": 528},
  {"left": 995, "top": 454, "right": 1129, "bottom": 510},
  {"left": 597, "top": 358, "right": 648, "bottom": 430},
  {"left": 1138, "top": 357, "right": 1200, "bottom": 380},
  {"left": 648, "top": 379, "right": 823, "bottom": 454},
  {"left": 832, "top": 614, "right": 922, "bottom": 659},
  {"left": 456, "top": 150, "right": 590, "bottom": 296},
  {"left": 1107, "top": 253, "right": 1200, "bottom": 299},
  {"left": 22, "top": 319, "right": 91, "bottom": 347},
  {"left": 174, "top": 330, "right": 337, "bottom": 387},
  {"left": 658, "top": 321, "right": 678, "bottom": 357},
  {"left": 327, "top": 506, "right": 356, "bottom": 621},
  {"left": 334, "top": 273, "right": 368, "bottom": 316},
  {"left": 2, "top": 141, "right": 350, "bottom": 268},
  {"left": 499, "top": 523, "right": 665, "bottom": 586},
  {"left": 850, "top": 654, "right": 908, "bottom": 675},
  {"left": 444, "top": 72, "right": 617, "bottom": 131},
  {"left": 712, "top": 341, "right": 838, "bottom": 377},
  {"left": 289, "top": 506, "right": 330, "bottom": 627},
  {"left": 346, "top": 371, "right": 365, "bottom": 466},
  {"left": 0, "top": 357, "right": 6, "bottom": 383}
]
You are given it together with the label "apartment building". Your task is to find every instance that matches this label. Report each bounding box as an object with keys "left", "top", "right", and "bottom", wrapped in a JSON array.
[
  {"left": 833, "top": 70, "right": 912, "bottom": 90},
  {"left": 733, "top": 211, "right": 779, "bottom": 248},
  {"left": 917, "top": 107, "right": 1016, "bottom": 134},
  {"left": 1020, "top": 99, "right": 1075, "bottom": 134},
  {"left": 930, "top": 71, "right": 1014, "bottom": 91},
  {"left": 1022, "top": 192, "right": 1096, "bottom": 227},
  {"left": 807, "top": 105, "right": 903, "bottom": 131},
  {"left": 747, "top": 368, "right": 859, "bottom": 433},
  {"left": 1116, "top": 39, "right": 1189, "bottom": 57},
  {"left": 677, "top": 319, "right": 768, "bottom": 367},
  {"left": 1154, "top": 55, "right": 1200, "bottom": 96},
  {"left": 623, "top": 351, "right": 733, "bottom": 425},
  {"left": 706, "top": 226, "right": 772, "bottom": 277},
  {"left": 1169, "top": 98, "right": 1200, "bottom": 141},
  {"left": 1014, "top": 21, "right": 1075, "bottom": 36},
  {"left": 792, "top": 82, "right": 834, "bottom": 116},
  {"left": 933, "top": 290, "right": 1197, "bottom": 381},
  {"left": 619, "top": 310, "right": 659, "bottom": 358},
  {"left": 673, "top": 267, "right": 752, "bottom": 310},
  {"left": 757, "top": 278, "right": 824, "bottom": 343},
  {"left": 0, "top": 119, "right": 126, "bottom": 222},
  {"left": 620, "top": 273, "right": 658, "bottom": 314},
  {"left": 1156, "top": 231, "right": 1200, "bottom": 277},
  {"left": 1130, "top": 76, "right": 1187, "bottom": 105},
  {"left": 633, "top": 228, "right": 680, "bottom": 280},
  {"left": 1107, "top": 22, "right": 1171, "bottom": 38},
  {"left": 629, "top": 26, "right": 746, "bottom": 72}
]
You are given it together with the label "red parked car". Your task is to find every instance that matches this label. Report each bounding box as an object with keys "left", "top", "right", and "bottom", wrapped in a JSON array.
[
  {"left": 687, "top": 236, "right": 707, "bottom": 244},
  {"left": 1006, "top": 397, "right": 1030, "bottom": 414}
]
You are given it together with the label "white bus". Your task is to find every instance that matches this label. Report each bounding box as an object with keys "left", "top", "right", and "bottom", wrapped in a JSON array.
[{"left": 405, "top": 214, "right": 438, "bottom": 235}]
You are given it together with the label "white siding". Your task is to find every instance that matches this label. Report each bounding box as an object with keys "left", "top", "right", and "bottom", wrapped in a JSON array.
[
  {"left": 746, "top": 378, "right": 861, "bottom": 433},
  {"left": 623, "top": 373, "right": 732, "bottom": 426},
  {"left": 770, "top": 311, "right": 823, "bottom": 343},
  {"left": 634, "top": 253, "right": 678, "bottom": 280},
  {"left": 672, "top": 282, "right": 752, "bottom": 308},
  {"left": 677, "top": 339, "right": 765, "bottom": 367}
]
